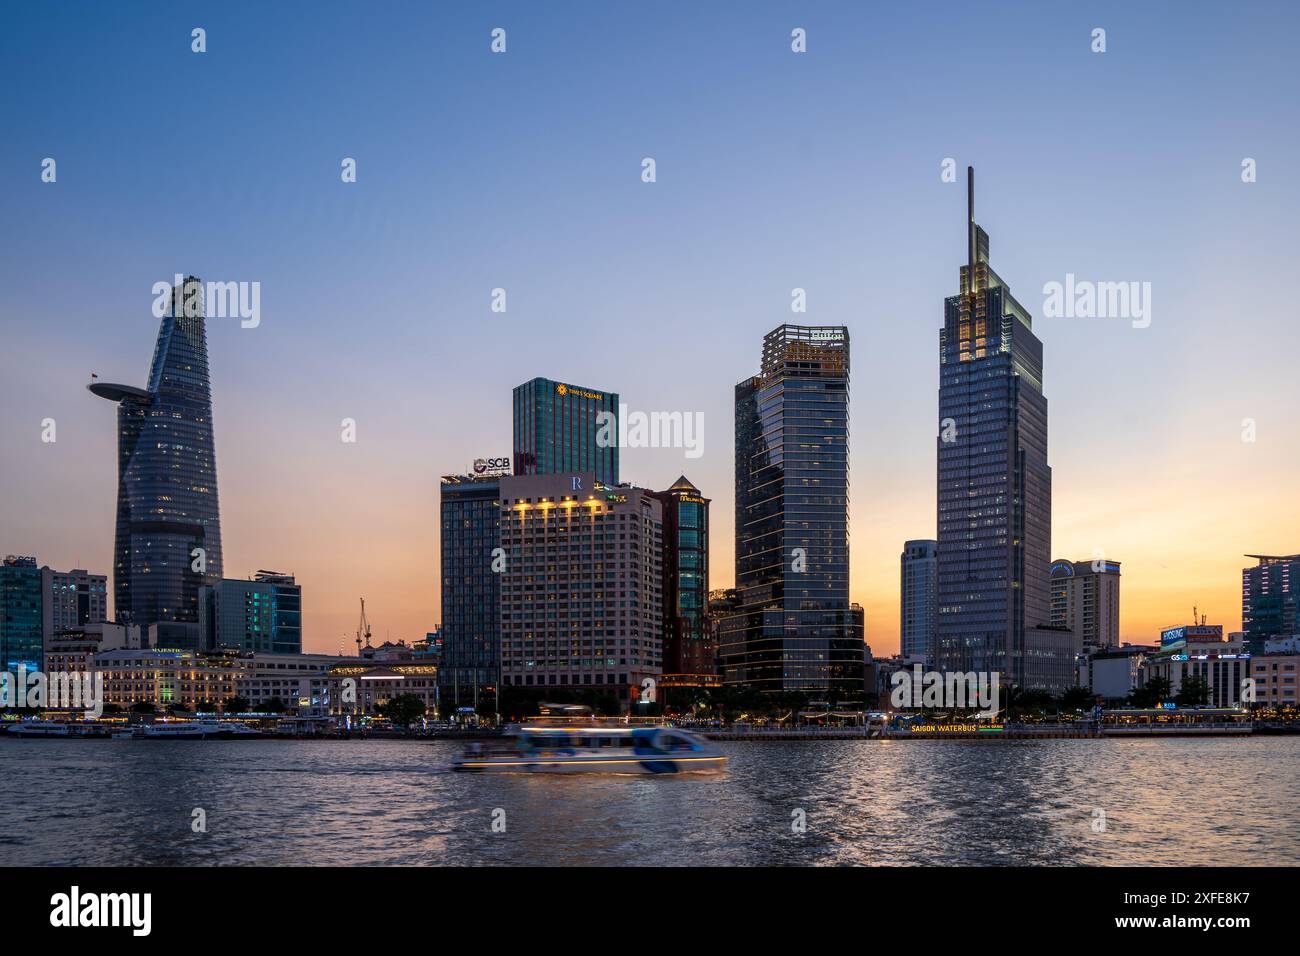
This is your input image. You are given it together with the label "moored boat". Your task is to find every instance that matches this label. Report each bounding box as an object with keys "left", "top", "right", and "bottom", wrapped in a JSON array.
[
  {"left": 5, "top": 720, "right": 72, "bottom": 737},
  {"left": 453, "top": 724, "right": 727, "bottom": 773},
  {"left": 143, "top": 720, "right": 262, "bottom": 740}
]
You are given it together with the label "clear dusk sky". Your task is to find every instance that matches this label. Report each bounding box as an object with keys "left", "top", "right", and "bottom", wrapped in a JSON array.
[{"left": 2, "top": 1, "right": 1297, "bottom": 655}]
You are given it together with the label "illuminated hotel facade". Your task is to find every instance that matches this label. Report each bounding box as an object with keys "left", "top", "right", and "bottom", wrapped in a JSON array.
[
  {"left": 934, "top": 169, "right": 1073, "bottom": 693},
  {"left": 724, "top": 324, "right": 862, "bottom": 698},
  {"left": 497, "top": 472, "right": 663, "bottom": 704},
  {"left": 512, "top": 377, "right": 620, "bottom": 484}
]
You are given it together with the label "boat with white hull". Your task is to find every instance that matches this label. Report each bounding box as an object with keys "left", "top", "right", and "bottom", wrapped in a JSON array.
[
  {"left": 143, "top": 720, "right": 262, "bottom": 740},
  {"left": 5, "top": 720, "right": 72, "bottom": 737},
  {"left": 453, "top": 724, "right": 727, "bottom": 774}
]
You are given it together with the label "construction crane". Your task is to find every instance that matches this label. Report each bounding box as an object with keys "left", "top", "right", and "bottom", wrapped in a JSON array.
[{"left": 356, "top": 598, "right": 373, "bottom": 655}]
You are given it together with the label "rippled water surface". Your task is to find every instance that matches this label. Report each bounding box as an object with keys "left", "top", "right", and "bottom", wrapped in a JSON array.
[{"left": 1, "top": 737, "right": 1296, "bottom": 865}]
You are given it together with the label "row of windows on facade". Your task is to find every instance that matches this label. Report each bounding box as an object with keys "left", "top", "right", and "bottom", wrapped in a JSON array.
[{"left": 503, "top": 674, "right": 630, "bottom": 687}]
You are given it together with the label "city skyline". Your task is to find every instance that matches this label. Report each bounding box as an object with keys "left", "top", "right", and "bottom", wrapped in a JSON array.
[{"left": 3, "top": 2, "right": 1299, "bottom": 655}]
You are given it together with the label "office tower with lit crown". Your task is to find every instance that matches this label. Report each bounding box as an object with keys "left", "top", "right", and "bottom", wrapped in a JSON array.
[
  {"left": 512, "top": 377, "right": 620, "bottom": 484},
  {"left": 1050, "top": 558, "right": 1121, "bottom": 652},
  {"left": 439, "top": 474, "right": 502, "bottom": 710},
  {"left": 901, "top": 540, "right": 938, "bottom": 663},
  {"left": 724, "top": 325, "right": 861, "bottom": 698},
  {"left": 935, "top": 170, "right": 1072, "bottom": 692},
  {"left": 90, "top": 277, "right": 223, "bottom": 647},
  {"left": 1242, "top": 554, "right": 1299, "bottom": 655},
  {"left": 650, "top": 476, "right": 713, "bottom": 677},
  {"left": 498, "top": 472, "right": 663, "bottom": 706}
]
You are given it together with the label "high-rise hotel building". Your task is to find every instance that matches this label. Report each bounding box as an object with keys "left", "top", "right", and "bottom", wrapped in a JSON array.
[
  {"left": 901, "top": 540, "right": 937, "bottom": 664},
  {"left": 650, "top": 476, "right": 712, "bottom": 677},
  {"left": 724, "top": 325, "right": 861, "bottom": 697},
  {"left": 498, "top": 472, "right": 663, "bottom": 703},
  {"left": 90, "top": 276, "right": 223, "bottom": 648},
  {"left": 512, "top": 377, "right": 620, "bottom": 485},
  {"left": 1050, "top": 558, "right": 1121, "bottom": 652},
  {"left": 935, "top": 170, "right": 1072, "bottom": 692}
]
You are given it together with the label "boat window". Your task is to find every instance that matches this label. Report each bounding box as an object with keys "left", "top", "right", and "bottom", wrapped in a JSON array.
[{"left": 620, "top": 736, "right": 635, "bottom": 748}]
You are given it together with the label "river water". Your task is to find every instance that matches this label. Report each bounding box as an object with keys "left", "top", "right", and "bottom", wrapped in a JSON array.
[{"left": 1, "top": 736, "right": 1295, "bottom": 866}]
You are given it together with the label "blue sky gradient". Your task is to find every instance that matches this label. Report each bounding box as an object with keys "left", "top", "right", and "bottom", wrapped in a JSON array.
[{"left": 3, "top": 1, "right": 1297, "bottom": 651}]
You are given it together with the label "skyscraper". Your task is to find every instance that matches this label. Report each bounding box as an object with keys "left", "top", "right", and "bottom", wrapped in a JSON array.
[
  {"left": 724, "top": 325, "right": 860, "bottom": 698},
  {"left": 0, "top": 555, "right": 43, "bottom": 674},
  {"left": 1242, "top": 554, "right": 1299, "bottom": 655},
  {"left": 934, "top": 170, "right": 1072, "bottom": 693},
  {"left": 901, "top": 540, "right": 937, "bottom": 664},
  {"left": 90, "top": 276, "right": 223, "bottom": 647},
  {"left": 41, "top": 567, "right": 109, "bottom": 640},
  {"left": 512, "top": 377, "right": 620, "bottom": 484},
  {"left": 438, "top": 473, "right": 502, "bottom": 710},
  {"left": 1050, "top": 558, "right": 1122, "bottom": 652},
  {"left": 650, "top": 476, "right": 712, "bottom": 677}
]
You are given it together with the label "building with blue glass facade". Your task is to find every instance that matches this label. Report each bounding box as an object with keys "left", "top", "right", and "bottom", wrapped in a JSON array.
[
  {"left": 90, "top": 276, "right": 223, "bottom": 648},
  {"left": 650, "top": 476, "right": 713, "bottom": 677},
  {"left": 723, "top": 324, "right": 861, "bottom": 698},
  {"left": 1, "top": 556, "right": 44, "bottom": 675},
  {"left": 901, "top": 540, "right": 937, "bottom": 664},
  {"left": 935, "top": 169, "right": 1073, "bottom": 693},
  {"left": 438, "top": 474, "right": 502, "bottom": 710},
  {"left": 1243, "top": 554, "right": 1299, "bottom": 655},
  {"left": 512, "top": 377, "right": 619, "bottom": 484},
  {"left": 199, "top": 572, "right": 302, "bottom": 655}
]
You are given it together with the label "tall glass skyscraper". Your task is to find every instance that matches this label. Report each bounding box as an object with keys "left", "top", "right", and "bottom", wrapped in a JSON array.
[
  {"left": 439, "top": 474, "right": 502, "bottom": 710},
  {"left": 512, "top": 377, "right": 619, "bottom": 484},
  {"left": 1242, "top": 554, "right": 1299, "bottom": 655},
  {"left": 935, "top": 170, "right": 1072, "bottom": 692},
  {"left": 901, "top": 540, "right": 937, "bottom": 664},
  {"left": 724, "top": 325, "right": 860, "bottom": 698},
  {"left": 651, "top": 476, "right": 712, "bottom": 676},
  {"left": 0, "top": 555, "right": 43, "bottom": 674},
  {"left": 90, "top": 277, "right": 223, "bottom": 642}
]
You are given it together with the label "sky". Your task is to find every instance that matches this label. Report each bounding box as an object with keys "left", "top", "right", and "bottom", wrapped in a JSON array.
[{"left": 2, "top": 1, "right": 1297, "bottom": 655}]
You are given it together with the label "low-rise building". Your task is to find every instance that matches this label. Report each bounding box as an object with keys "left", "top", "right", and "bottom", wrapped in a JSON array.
[
  {"left": 1139, "top": 625, "right": 1250, "bottom": 707},
  {"left": 1249, "top": 655, "right": 1299, "bottom": 708},
  {"left": 45, "top": 622, "right": 145, "bottom": 676},
  {"left": 1078, "top": 644, "right": 1154, "bottom": 702},
  {"left": 96, "top": 648, "right": 245, "bottom": 711}
]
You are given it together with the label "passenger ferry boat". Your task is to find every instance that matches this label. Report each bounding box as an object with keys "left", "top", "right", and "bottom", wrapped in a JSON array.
[
  {"left": 5, "top": 720, "right": 72, "bottom": 737},
  {"left": 453, "top": 723, "right": 727, "bottom": 774},
  {"left": 143, "top": 720, "right": 262, "bottom": 740}
]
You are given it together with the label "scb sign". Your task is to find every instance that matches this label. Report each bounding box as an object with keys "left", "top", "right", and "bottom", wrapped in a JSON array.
[{"left": 473, "top": 456, "right": 511, "bottom": 475}]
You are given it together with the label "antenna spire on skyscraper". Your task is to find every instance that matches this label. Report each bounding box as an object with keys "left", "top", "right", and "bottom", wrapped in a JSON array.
[{"left": 967, "top": 165, "right": 975, "bottom": 293}]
